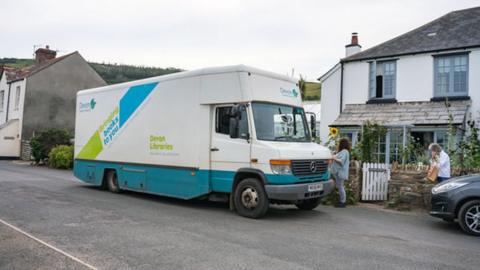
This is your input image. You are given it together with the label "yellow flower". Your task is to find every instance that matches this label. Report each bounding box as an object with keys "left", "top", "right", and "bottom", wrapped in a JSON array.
[{"left": 329, "top": 127, "right": 339, "bottom": 138}]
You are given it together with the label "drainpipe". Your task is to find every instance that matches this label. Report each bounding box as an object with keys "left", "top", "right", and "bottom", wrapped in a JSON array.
[{"left": 339, "top": 62, "right": 344, "bottom": 114}]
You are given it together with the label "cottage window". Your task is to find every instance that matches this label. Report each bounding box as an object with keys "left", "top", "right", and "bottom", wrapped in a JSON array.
[
  {"left": 0, "top": 90, "right": 4, "bottom": 112},
  {"left": 14, "top": 86, "right": 21, "bottom": 110},
  {"left": 369, "top": 60, "right": 396, "bottom": 100},
  {"left": 434, "top": 54, "right": 468, "bottom": 97}
]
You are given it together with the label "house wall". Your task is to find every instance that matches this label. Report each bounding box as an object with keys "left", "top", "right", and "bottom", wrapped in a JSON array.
[
  {"left": 320, "top": 47, "right": 480, "bottom": 136},
  {"left": 469, "top": 50, "right": 480, "bottom": 125},
  {"left": 0, "top": 119, "right": 20, "bottom": 157},
  {"left": 22, "top": 52, "right": 106, "bottom": 140},
  {"left": 319, "top": 66, "right": 341, "bottom": 142}
]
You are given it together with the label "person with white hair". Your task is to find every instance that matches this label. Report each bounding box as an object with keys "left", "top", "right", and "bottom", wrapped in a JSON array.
[{"left": 429, "top": 143, "right": 451, "bottom": 183}]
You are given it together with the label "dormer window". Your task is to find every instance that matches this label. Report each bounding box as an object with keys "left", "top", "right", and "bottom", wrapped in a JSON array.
[
  {"left": 368, "top": 60, "right": 396, "bottom": 100},
  {"left": 434, "top": 53, "right": 468, "bottom": 97}
]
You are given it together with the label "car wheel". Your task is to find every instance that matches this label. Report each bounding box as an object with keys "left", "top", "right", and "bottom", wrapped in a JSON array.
[
  {"left": 106, "top": 170, "right": 121, "bottom": 193},
  {"left": 458, "top": 200, "right": 480, "bottom": 236},
  {"left": 295, "top": 198, "right": 322, "bottom": 210},
  {"left": 233, "top": 178, "right": 269, "bottom": 219}
]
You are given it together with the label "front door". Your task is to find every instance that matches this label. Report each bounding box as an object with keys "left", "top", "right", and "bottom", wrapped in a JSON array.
[{"left": 210, "top": 104, "right": 251, "bottom": 192}]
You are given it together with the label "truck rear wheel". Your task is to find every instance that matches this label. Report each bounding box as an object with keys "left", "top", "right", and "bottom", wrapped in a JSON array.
[
  {"left": 295, "top": 198, "right": 322, "bottom": 210},
  {"left": 234, "top": 178, "right": 269, "bottom": 219},
  {"left": 106, "top": 170, "right": 121, "bottom": 193}
]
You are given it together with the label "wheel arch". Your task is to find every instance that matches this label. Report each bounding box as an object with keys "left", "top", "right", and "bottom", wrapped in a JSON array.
[
  {"left": 229, "top": 168, "right": 267, "bottom": 211},
  {"left": 455, "top": 196, "right": 480, "bottom": 217},
  {"left": 101, "top": 167, "right": 118, "bottom": 189},
  {"left": 232, "top": 168, "right": 267, "bottom": 190}
]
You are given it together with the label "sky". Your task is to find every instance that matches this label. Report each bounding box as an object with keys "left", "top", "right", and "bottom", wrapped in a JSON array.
[{"left": 1, "top": 0, "right": 479, "bottom": 81}]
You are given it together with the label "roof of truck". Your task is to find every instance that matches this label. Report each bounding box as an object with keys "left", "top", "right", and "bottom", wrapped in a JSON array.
[{"left": 77, "top": 65, "right": 298, "bottom": 95}]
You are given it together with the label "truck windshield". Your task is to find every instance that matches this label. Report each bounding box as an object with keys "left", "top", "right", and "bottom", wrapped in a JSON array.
[{"left": 251, "top": 102, "right": 311, "bottom": 142}]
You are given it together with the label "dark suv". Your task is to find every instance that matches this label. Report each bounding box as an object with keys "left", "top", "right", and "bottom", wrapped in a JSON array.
[{"left": 430, "top": 174, "right": 480, "bottom": 236}]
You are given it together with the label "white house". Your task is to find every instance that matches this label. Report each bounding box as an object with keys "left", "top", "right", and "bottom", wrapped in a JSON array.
[
  {"left": 0, "top": 46, "right": 106, "bottom": 159},
  {"left": 319, "top": 7, "right": 480, "bottom": 163}
]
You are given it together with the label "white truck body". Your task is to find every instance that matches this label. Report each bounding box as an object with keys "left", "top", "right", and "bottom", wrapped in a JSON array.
[{"left": 74, "top": 65, "right": 334, "bottom": 217}]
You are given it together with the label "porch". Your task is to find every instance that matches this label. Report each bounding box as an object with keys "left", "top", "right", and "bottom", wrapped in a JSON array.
[{"left": 331, "top": 100, "right": 470, "bottom": 164}]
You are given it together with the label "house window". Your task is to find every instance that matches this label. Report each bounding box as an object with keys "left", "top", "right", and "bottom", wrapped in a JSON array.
[
  {"left": 389, "top": 131, "right": 403, "bottom": 163},
  {"left": 434, "top": 54, "right": 468, "bottom": 97},
  {"left": 14, "top": 86, "right": 21, "bottom": 110},
  {"left": 339, "top": 130, "right": 359, "bottom": 148},
  {"left": 369, "top": 60, "right": 396, "bottom": 99},
  {"left": 0, "top": 90, "right": 4, "bottom": 112}
]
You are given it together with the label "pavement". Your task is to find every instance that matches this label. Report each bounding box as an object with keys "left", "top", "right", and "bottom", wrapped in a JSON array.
[{"left": 0, "top": 160, "right": 479, "bottom": 270}]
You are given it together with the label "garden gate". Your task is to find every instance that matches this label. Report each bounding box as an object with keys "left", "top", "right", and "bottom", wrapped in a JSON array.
[{"left": 362, "top": 163, "right": 390, "bottom": 201}]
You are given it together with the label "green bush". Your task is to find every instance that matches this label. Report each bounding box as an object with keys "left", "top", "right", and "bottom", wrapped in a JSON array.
[
  {"left": 48, "top": 145, "right": 74, "bottom": 169},
  {"left": 30, "top": 128, "right": 72, "bottom": 164}
]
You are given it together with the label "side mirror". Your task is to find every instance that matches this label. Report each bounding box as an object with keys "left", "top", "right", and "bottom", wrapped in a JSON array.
[{"left": 306, "top": 112, "right": 316, "bottom": 139}]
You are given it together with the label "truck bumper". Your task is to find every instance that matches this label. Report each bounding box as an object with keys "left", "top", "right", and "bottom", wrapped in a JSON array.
[{"left": 265, "top": 179, "right": 334, "bottom": 201}]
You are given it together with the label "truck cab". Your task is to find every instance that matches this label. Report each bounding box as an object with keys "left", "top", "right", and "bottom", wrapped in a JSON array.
[{"left": 210, "top": 101, "right": 334, "bottom": 218}]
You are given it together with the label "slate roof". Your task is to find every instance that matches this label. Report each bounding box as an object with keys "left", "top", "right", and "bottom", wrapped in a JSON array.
[
  {"left": 5, "top": 52, "right": 77, "bottom": 82},
  {"left": 332, "top": 100, "right": 470, "bottom": 127},
  {"left": 342, "top": 6, "right": 480, "bottom": 62}
]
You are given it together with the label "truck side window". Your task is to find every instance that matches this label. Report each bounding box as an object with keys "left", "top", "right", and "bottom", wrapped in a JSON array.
[
  {"left": 215, "top": 106, "right": 249, "bottom": 139},
  {"left": 216, "top": 107, "right": 231, "bottom": 134}
]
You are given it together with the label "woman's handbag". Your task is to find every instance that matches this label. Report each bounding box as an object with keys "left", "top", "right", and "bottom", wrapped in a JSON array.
[{"left": 427, "top": 166, "right": 439, "bottom": 182}]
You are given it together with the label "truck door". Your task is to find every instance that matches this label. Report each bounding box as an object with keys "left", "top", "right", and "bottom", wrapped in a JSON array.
[{"left": 210, "top": 104, "right": 251, "bottom": 191}]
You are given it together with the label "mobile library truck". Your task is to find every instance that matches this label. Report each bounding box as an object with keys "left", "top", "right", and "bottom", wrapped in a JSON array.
[{"left": 74, "top": 65, "right": 334, "bottom": 218}]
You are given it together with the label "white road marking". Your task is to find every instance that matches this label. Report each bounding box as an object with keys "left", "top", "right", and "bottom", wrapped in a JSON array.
[{"left": 0, "top": 218, "right": 97, "bottom": 270}]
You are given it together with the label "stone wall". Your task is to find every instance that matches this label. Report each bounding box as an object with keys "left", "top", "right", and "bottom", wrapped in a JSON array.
[
  {"left": 386, "top": 170, "right": 434, "bottom": 211},
  {"left": 348, "top": 161, "right": 362, "bottom": 202},
  {"left": 20, "top": 140, "right": 31, "bottom": 161}
]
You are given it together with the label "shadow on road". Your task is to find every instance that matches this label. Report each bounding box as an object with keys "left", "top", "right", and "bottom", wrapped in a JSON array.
[
  {"left": 78, "top": 185, "right": 329, "bottom": 220},
  {"left": 425, "top": 218, "right": 467, "bottom": 236}
]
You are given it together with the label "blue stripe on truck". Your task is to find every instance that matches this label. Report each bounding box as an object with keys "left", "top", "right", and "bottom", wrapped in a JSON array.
[
  {"left": 119, "top": 82, "right": 159, "bottom": 128},
  {"left": 73, "top": 159, "right": 330, "bottom": 199}
]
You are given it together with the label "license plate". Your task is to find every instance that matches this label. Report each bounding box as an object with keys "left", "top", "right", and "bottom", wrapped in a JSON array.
[{"left": 308, "top": 183, "right": 323, "bottom": 192}]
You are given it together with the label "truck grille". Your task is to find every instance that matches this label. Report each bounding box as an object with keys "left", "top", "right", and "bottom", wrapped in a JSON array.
[{"left": 291, "top": 160, "right": 328, "bottom": 176}]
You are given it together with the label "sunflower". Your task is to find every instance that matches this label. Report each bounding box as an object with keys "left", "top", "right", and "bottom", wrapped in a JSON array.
[{"left": 329, "top": 127, "right": 339, "bottom": 138}]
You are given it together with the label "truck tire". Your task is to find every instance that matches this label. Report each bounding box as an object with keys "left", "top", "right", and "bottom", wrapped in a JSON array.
[
  {"left": 106, "top": 170, "right": 121, "bottom": 193},
  {"left": 458, "top": 200, "right": 480, "bottom": 236},
  {"left": 295, "top": 198, "right": 322, "bottom": 210},
  {"left": 233, "top": 178, "right": 269, "bottom": 219}
]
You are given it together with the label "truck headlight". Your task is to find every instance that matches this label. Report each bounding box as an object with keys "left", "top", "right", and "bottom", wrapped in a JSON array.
[
  {"left": 432, "top": 182, "right": 468, "bottom": 194},
  {"left": 270, "top": 160, "right": 292, "bottom": 175}
]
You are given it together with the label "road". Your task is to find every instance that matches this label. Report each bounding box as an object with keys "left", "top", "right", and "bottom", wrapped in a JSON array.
[{"left": 0, "top": 161, "right": 478, "bottom": 270}]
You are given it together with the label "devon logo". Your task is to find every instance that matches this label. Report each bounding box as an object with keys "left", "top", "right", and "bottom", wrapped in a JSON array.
[
  {"left": 79, "top": 98, "right": 97, "bottom": 112},
  {"left": 280, "top": 87, "right": 299, "bottom": 98},
  {"left": 90, "top": 98, "right": 96, "bottom": 109}
]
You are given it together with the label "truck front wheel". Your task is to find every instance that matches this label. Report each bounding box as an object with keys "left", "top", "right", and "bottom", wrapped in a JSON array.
[
  {"left": 234, "top": 178, "right": 269, "bottom": 219},
  {"left": 295, "top": 198, "right": 322, "bottom": 210}
]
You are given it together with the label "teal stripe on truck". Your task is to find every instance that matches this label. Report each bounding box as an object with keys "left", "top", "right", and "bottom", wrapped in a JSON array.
[{"left": 74, "top": 160, "right": 331, "bottom": 199}]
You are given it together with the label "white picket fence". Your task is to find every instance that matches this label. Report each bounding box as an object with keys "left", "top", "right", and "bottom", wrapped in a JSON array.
[{"left": 362, "top": 163, "right": 391, "bottom": 201}]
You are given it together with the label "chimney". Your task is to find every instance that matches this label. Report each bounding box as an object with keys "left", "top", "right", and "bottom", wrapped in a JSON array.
[
  {"left": 35, "top": 45, "right": 57, "bottom": 64},
  {"left": 345, "top": 32, "right": 362, "bottom": 57}
]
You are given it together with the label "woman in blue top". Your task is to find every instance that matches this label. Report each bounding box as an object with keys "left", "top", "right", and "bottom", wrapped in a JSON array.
[{"left": 331, "top": 138, "right": 350, "bottom": 208}]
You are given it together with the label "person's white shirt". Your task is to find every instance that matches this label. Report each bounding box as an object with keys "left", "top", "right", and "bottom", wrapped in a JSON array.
[{"left": 432, "top": 150, "right": 451, "bottom": 178}]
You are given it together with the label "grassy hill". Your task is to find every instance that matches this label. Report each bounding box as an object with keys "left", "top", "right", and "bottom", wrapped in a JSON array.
[{"left": 0, "top": 57, "right": 182, "bottom": 84}]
